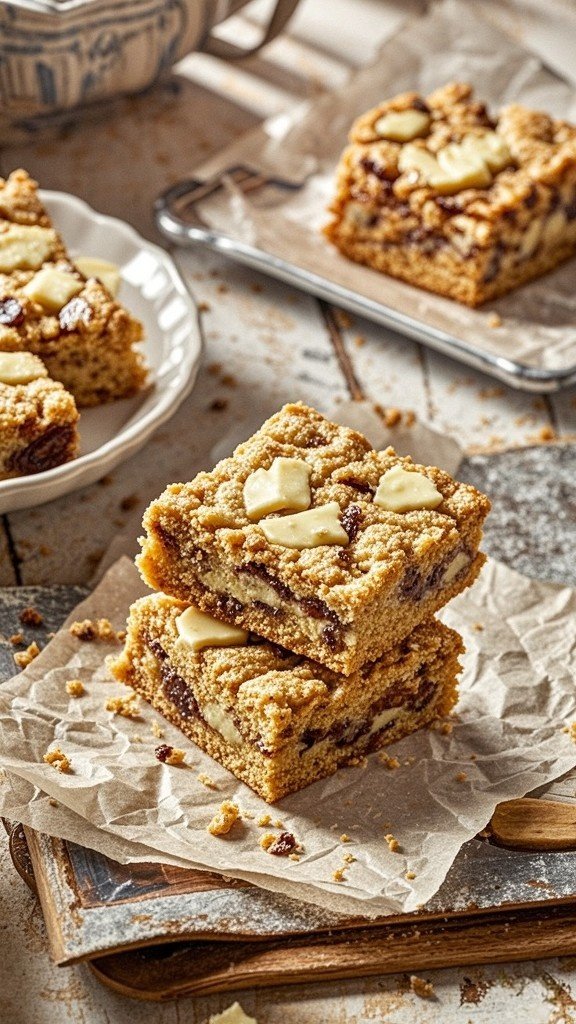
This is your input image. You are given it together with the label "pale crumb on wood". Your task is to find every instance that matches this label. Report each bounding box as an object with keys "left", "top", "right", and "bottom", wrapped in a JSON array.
[
  {"left": 455, "top": 771, "right": 468, "bottom": 783},
  {"left": 198, "top": 772, "right": 218, "bottom": 789},
  {"left": 340, "top": 833, "right": 351, "bottom": 843},
  {"left": 43, "top": 747, "right": 71, "bottom": 773},
  {"left": 385, "top": 833, "right": 401, "bottom": 853},
  {"left": 9, "top": 632, "right": 24, "bottom": 645},
  {"left": 14, "top": 641, "right": 40, "bottom": 668},
  {"left": 258, "top": 813, "right": 272, "bottom": 827},
  {"left": 410, "top": 975, "right": 435, "bottom": 999},
  {"left": 150, "top": 720, "right": 165, "bottom": 739},
  {"left": 208, "top": 801, "right": 240, "bottom": 836},
  {"left": 66, "top": 679, "right": 85, "bottom": 697},
  {"left": 379, "top": 753, "right": 400, "bottom": 770},
  {"left": 105, "top": 694, "right": 141, "bottom": 718},
  {"left": 405, "top": 870, "right": 416, "bottom": 880},
  {"left": 487, "top": 312, "right": 502, "bottom": 328},
  {"left": 19, "top": 606, "right": 43, "bottom": 626}
]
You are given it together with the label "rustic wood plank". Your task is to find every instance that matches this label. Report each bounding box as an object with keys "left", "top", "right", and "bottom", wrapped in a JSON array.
[{"left": 0, "top": 518, "right": 18, "bottom": 587}]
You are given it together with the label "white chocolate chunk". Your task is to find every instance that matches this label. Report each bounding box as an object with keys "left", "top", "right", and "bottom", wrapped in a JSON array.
[
  {"left": 202, "top": 702, "right": 243, "bottom": 746},
  {"left": 434, "top": 143, "right": 493, "bottom": 193},
  {"left": 442, "top": 550, "right": 470, "bottom": 584},
  {"left": 75, "top": 256, "right": 121, "bottom": 296},
  {"left": 398, "top": 144, "right": 440, "bottom": 179},
  {"left": 209, "top": 1004, "right": 258, "bottom": 1024},
  {"left": 176, "top": 606, "right": 247, "bottom": 651},
  {"left": 243, "top": 457, "right": 311, "bottom": 520},
  {"left": 0, "top": 350, "right": 48, "bottom": 385},
  {"left": 374, "top": 109, "right": 431, "bottom": 142},
  {"left": 461, "top": 131, "right": 512, "bottom": 173},
  {"left": 23, "top": 267, "right": 83, "bottom": 312},
  {"left": 260, "top": 501, "right": 349, "bottom": 549},
  {"left": 0, "top": 224, "right": 58, "bottom": 274},
  {"left": 374, "top": 465, "right": 443, "bottom": 513}
]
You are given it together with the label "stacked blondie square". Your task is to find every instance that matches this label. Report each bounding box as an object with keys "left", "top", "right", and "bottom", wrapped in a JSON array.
[
  {"left": 0, "top": 169, "right": 147, "bottom": 479},
  {"left": 113, "top": 403, "right": 490, "bottom": 802}
]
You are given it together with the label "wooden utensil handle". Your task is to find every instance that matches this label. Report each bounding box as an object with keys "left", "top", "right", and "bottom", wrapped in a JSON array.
[{"left": 490, "top": 798, "right": 576, "bottom": 850}]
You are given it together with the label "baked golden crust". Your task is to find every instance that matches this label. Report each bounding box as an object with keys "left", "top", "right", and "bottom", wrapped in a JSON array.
[
  {"left": 111, "top": 592, "right": 462, "bottom": 802},
  {"left": 139, "top": 402, "right": 489, "bottom": 675},
  {"left": 0, "top": 169, "right": 147, "bottom": 405},
  {"left": 324, "top": 83, "right": 576, "bottom": 306},
  {"left": 0, "top": 377, "right": 79, "bottom": 478}
]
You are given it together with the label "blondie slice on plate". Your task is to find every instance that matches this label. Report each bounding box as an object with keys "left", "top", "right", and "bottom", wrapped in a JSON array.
[
  {"left": 324, "top": 82, "right": 576, "bottom": 306},
  {"left": 0, "top": 351, "right": 78, "bottom": 478},
  {"left": 0, "top": 169, "right": 147, "bottom": 406},
  {"left": 112, "top": 593, "right": 462, "bottom": 802},
  {"left": 139, "top": 402, "right": 489, "bottom": 676}
]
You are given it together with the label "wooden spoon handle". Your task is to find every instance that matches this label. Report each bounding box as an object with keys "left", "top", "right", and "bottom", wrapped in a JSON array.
[{"left": 491, "top": 798, "right": 576, "bottom": 850}]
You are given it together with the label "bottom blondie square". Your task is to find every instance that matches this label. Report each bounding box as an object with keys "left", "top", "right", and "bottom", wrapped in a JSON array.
[
  {"left": 0, "top": 351, "right": 78, "bottom": 478},
  {"left": 111, "top": 594, "right": 462, "bottom": 802}
]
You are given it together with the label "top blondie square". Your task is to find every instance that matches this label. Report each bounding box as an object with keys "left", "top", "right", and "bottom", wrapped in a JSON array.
[{"left": 139, "top": 403, "right": 490, "bottom": 675}]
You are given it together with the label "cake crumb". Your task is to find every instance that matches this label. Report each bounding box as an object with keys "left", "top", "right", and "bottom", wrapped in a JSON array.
[
  {"left": 261, "top": 831, "right": 298, "bottom": 857},
  {"left": 198, "top": 301, "right": 211, "bottom": 313},
  {"left": 14, "top": 641, "right": 40, "bottom": 668},
  {"left": 258, "top": 813, "right": 272, "bottom": 827},
  {"left": 288, "top": 853, "right": 300, "bottom": 862},
  {"left": 198, "top": 772, "right": 218, "bottom": 789},
  {"left": 332, "top": 867, "right": 346, "bottom": 882},
  {"left": 9, "top": 632, "right": 24, "bottom": 645},
  {"left": 105, "top": 694, "right": 141, "bottom": 718},
  {"left": 66, "top": 679, "right": 85, "bottom": 697},
  {"left": 150, "top": 721, "right": 165, "bottom": 739},
  {"left": 455, "top": 771, "right": 468, "bottom": 783},
  {"left": 43, "top": 747, "right": 71, "bottom": 773},
  {"left": 487, "top": 312, "right": 502, "bottom": 328},
  {"left": 155, "top": 744, "right": 186, "bottom": 765},
  {"left": 410, "top": 975, "right": 435, "bottom": 999},
  {"left": 132, "top": 734, "right": 143, "bottom": 743},
  {"left": 353, "top": 333, "right": 365, "bottom": 348},
  {"left": 48, "top": 797, "right": 58, "bottom": 807},
  {"left": 566, "top": 723, "right": 576, "bottom": 742},
  {"left": 19, "top": 606, "right": 43, "bottom": 627},
  {"left": 385, "top": 833, "right": 401, "bottom": 853},
  {"left": 208, "top": 801, "right": 240, "bottom": 837},
  {"left": 273, "top": 818, "right": 284, "bottom": 829},
  {"left": 384, "top": 407, "right": 402, "bottom": 428},
  {"left": 405, "top": 870, "right": 416, "bottom": 880},
  {"left": 340, "top": 833, "right": 351, "bottom": 843},
  {"left": 343, "top": 853, "right": 356, "bottom": 864},
  {"left": 473, "top": 622, "right": 484, "bottom": 632},
  {"left": 439, "top": 720, "right": 454, "bottom": 735},
  {"left": 379, "top": 753, "right": 400, "bottom": 770},
  {"left": 404, "top": 410, "right": 416, "bottom": 427},
  {"left": 70, "top": 618, "right": 119, "bottom": 642}
]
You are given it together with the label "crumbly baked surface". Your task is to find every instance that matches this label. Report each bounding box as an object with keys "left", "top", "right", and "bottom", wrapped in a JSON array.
[
  {"left": 0, "top": 377, "right": 79, "bottom": 478},
  {"left": 324, "top": 82, "right": 576, "bottom": 306},
  {"left": 111, "top": 592, "right": 462, "bottom": 802},
  {"left": 0, "top": 169, "right": 147, "bottom": 406},
  {"left": 139, "top": 402, "right": 489, "bottom": 676}
]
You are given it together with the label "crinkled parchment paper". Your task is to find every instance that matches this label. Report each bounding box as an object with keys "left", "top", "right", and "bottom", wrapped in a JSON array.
[
  {"left": 2, "top": 399, "right": 576, "bottom": 917},
  {"left": 189, "top": 0, "right": 576, "bottom": 373}
]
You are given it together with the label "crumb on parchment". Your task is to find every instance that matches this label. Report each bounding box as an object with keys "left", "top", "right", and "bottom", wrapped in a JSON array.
[
  {"left": 14, "top": 641, "right": 40, "bottom": 668},
  {"left": 105, "top": 694, "right": 141, "bottom": 718},
  {"left": 150, "top": 720, "right": 165, "bottom": 739},
  {"left": 207, "top": 801, "right": 240, "bottom": 836},
  {"left": 155, "top": 744, "right": 186, "bottom": 765},
  {"left": 260, "top": 832, "right": 299, "bottom": 857},
  {"left": 198, "top": 772, "right": 218, "bottom": 789},
  {"left": 455, "top": 771, "right": 468, "bottom": 783},
  {"left": 405, "top": 870, "right": 416, "bottom": 880},
  {"left": 385, "top": 833, "right": 401, "bottom": 853},
  {"left": 66, "top": 679, "right": 85, "bottom": 697},
  {"left": 43, "top": 747, "right": 71, "bottom": 773},
  {"left": 379, "top": 753, "right": 400, "bottom": 770},
  {"left": 70, "top": 618, "right": 121, "bottom": 642},
  {"left": 410, "top": 975, "right": 435, "bottom": 999}
]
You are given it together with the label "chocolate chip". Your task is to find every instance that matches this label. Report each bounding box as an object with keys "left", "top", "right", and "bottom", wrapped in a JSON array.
[
  {"left": 339, "top": 477, "right": 373, "bottom": 495},
  {"left": 340, "top": 504, "right": 362, "bottom": 542},
  {"left": 153, "top": 523, "right": 180, "bottom": 554},
  {"left": 59, "top": 296, "right": 92, "bottom": 332},
  {"left": 322, "top": 622, "right": 344, "bottom": 652},
  {"left": 412, "top": 97, "right": 430, "bottom": 114},
  {"left": 252, "top": 599, "right": 283, "bottom": 619},
  {"left": 149, "top": 641, "right": 199, "bottom": 720},
  {"left": 360, "top": 158, "right": 396, "bottom": 187},
  {"left": 7, "top": 424, "right": 76, "bottom": 475},
  {"left": 267, "top": 832, "right": 297, "bottom": 856},
  {"left": 300, "top": 596, "right": 337, "bottom": 623},
  {"left": 214, "top": 593, "right": 243, "bottom": 620},
  {"left": 154, "top": 744, "right": 173, "bottom": 763},
  {"left": 0, "top": 297, "right": 24, "bottom": 327}
]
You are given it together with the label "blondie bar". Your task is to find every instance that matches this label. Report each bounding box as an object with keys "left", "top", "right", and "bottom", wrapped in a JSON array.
[
  {"left": 324, "top": 82, "right": 576, "bottom": 306},
  {"left": 139, "top": 403, "right": 489, "bottom": 675},
  {"left": 111, "top": 593, "right": 462, "bottom": 802},
  {"left": 0, "top": 351, "right": 79, "bottom": 477},
  {"left": 0, "top": 169, "right": 147, "bottom": 406}
]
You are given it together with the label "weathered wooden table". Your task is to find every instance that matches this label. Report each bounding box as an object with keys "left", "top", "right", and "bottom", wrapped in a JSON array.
[{"left": 2, "top": 1, "right": 576, "bottom": 1020}]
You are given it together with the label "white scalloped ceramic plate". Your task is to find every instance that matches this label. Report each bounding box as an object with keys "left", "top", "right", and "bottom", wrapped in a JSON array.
[{"left": 0, "top": 191, "right": 201, "bottom": 514}]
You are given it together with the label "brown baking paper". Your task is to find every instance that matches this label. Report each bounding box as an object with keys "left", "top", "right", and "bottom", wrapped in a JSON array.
[
  {"left": 189, "top": 0, "right": 576, "bottom": 375},
  {"left": 2, "top": 545, "right": 576, "bottom": 918}
]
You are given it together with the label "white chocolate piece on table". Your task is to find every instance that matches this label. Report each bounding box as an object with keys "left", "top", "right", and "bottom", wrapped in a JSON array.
[
  {"left": 23, "top": 267, "right": 83, "bottom": 312},
  {"left": 243, "top": 456, "right": 311, "bottom": 519},
  {"left": 374, "top": 465, "right": 443, "bottom": 513},
  {"left": 374, "top": 108, "right": 431, "bottom": 142},
  {"left": 0, "top": 350, "right": 48, "bottom": 385},
  {"left": 75, "top": 256, "right": 121, "bottom": 296},
  {"left": 260, "top": 501, "right": 349, "bottom": 549},
  {"left": 0, "top": 224, "right": 58, "bottom": 274},
  {"left": 176, "top": 606, "right": 248, "bottom": 652}
]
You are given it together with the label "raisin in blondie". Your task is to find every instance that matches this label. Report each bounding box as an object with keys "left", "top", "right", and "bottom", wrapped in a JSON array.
[
  {"left": 0, "top": 169, "right": 147, "bottom": 406},
  {"left": 138, "top": 402, "right": 489, "bottom": 675},
  {"left": 111, "top": 593, "right": 462, "bottom": 802},
  {"left": 324, "top": 82, "right": 576, "bottom": 306},
  {"left": 0, "top": 351, "right": 78, "bottom": 477}
]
